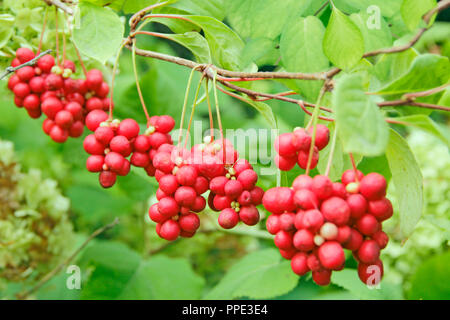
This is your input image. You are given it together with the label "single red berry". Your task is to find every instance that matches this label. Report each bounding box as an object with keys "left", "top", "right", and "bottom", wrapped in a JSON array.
[
  {"left": 49, "top": 125, "right": 68, "bottom": 143},
  {"left": 275, "top": 133, "right": 297, "bottom": 157},
  {"left": 239, "top": 205, "right": 260, "bottom": 226},
  {"left": 358, "top": 260, "right": 383, "bottom": 286},
  {"left": 159, "top": 174, "right": 179, "bottom": 195},
  {"left": 86, "top": 69, "right": 103, "bottom": 91},
  {"left": 237, "top": 169, "right": 258, "bottom": 190},
  {"left": 320, "top": 197, "right": 350, "bottom": 226},
  {"left": 86, "top": 97, "right": 104, "bottom": 112},
  {"left": 218, "top": 208, "right": 239, "bottom": 229},
  {"left": 194, "top": 176, "right": 209, "bottom": 195},
  {"left": 308, "top": 124, "right": 329, "bottom": 150},
  {"left": 29, "top": 76, "right": 45, "bottom": 93},
  {"left": 37, "top": 54, "right": 55, "bottom": 73},
  {"left": 346, "top": 194, "right": 367, "bottom": 219},
  {"left": 105, "top": 152, "right": 126, "bottom": 173},
  {"left": 297, "top": 147, "right": 319, "bottom": 170},
  {"left": 357, "top": 240, "right": 380, "bottom": 264},
  {"left": 7, "top": 74, "right": 20, "bottom": 91},
  {"left": 307, "top": 253, "right": 321, "bottom": 271},
  {"left": 278, "top": 212, "right": 295, "bottom": 231},
  {"left": 262, "top": 187, "right": 295, "bottom": 214},
  {"left": 318, "top": 241, "right": 345, "bottom": 270},
  {"left": 65, "top": 101, "right": 83, "bottom": 120},
  {"left": 54, "top": 110, "right": 74, "bottom": 129},
  {"left": 13, "top": 83, "right": 30, "bottom": 98},
  {"left": 99, "top": 171, "right": 117, "bottom": 188},
  {"left": 149, "top": 203, "right": 166, "bottom": 223},
  {"left": 16, "top": 66, "right": 35, "bottom": 82},
  {"left": 294, "top": 189, "right": 318, "bottom": 210},
  {"left": 293, "top": 229, "right": 315, "bottom": 252},
  {"left": 42, "top": 119, "right": 55, "bottom": 135},
  {"left": 63, "top": 60, "right": 76, "bottom": 73},
  {"left": 373, "top": 230, "right": 389, "bottom": 249},
  {"left": 311, "top": 175, "right": 333, "bottom": 200},
  {"left": 176, "top": 165, "right": 198, "bottom": 186},
  {"left": 118, "top": 119, "right": 140, "bottom": 140},
  {"left": 23, "top": 94, "right": 40, "bottom": 110},
  {"left": 130, "top": 152, "right": 150, "bottom": 167},
  {"left": 279, "top": 248, "right": 297, "bottom": 260},
  {"left": 341, "top": 169, "right": 364, "bottom": 185},
  {"left": 158, "top": 197, "right": 179, "bottom": 218},
  {"left": 302, "top": 209, "right": 324, "bottom": 232},
  {"left": 159, "top": 219, "right": 180, "bottom": 241},
  {"left": 275, "top": 230, "right": 294, "bottom": 250},
  {"left": 312, "top": 269, "right": 332, "bottom": 286},
  {"left": 343, "top": 229, "right": 363, "bottom": 251},
  {"left": 133, "top": 135, "right": 151, "bottom": 152},
  {"left": 191, "top": 196, "right": 206, "bottom": 212},
  {"left": 86, "top": 110, "right": 108, "bottom": 131},
  {"left": 69, "top": 121, "right": 84, "bottom": 138},
  {"left": 155, "top": 115, "right": 175, "bottom": 133},
  {"left": 292, "top": 128, "right": 312, "bottom": 151},
  {"left": 368, "top": 197, "right": 393, "bottom": 221},
  {"left": 117, "top": 159, "right": 131, "bottom": 176},
  {"left": 292, "top": 174, "right": 313, "bottom": 190},
  {"left": 209, "top": 176, "right": 228, "bottom": 195},
  {"left": 294, "top": 211, "right": 305, "bottom": 230},
  {"left": 237, "top": 190, "right": 252, "bottom": 206},
  {"left": 356, "top": 214, "right": 380, "bottom": 236},
  {"left": 41, "top": 97, "right": 63, "bottom": 119},
  {"left": 291, "top": 252, "right": 309, "bottom": 276},
  {"left": 178, "top": 213, "right": 200, "bottom": 233},
  {"left": 86, "top": 155, "right": 105, "bottom": 172},
  {"left": 266, "top": 214, "right": 281, "bottom": 235},
  {"left": 224, "top": 179, "right": 244, "bottom": 198},
  {"left": 152, "top": 151, "right": 175, "bottom": 173},
  {"left": 45, "top": 73, "right": 63, "bottom": 90},
  {"left": 359, "top": 173, "right": 387, "bottom": 200},
  {"left": 110, "top": 135, "right": 132, "bottom": 157},
  {"left": 275, "top": 154, "right": 297, "bottom": 171},
  {"left": 16, "top": 47, "right": 34, "bottom": 63},
  {"left": 95, "top": 82, "right": 110, "bottom": 98},
  {"left": 250, "top": 186, "right": 264, "bottom": 205},
  {"left": 331, "top": 182, "right": 347, "bottom": 198},
  {"left": 83, "top": 134, "right": 105, "bottom": 155},
  {"left": 336, "top": 225, "right": 352, "bottom": 244},
  {"left": 233, "top": 159, "right": 253, "bottom": 175},
  {"left": 174, "top": 186, "right": 197, "bottom": 207},
  {"left": 213, "top": 194, "right": 233, "bottom": 211}
]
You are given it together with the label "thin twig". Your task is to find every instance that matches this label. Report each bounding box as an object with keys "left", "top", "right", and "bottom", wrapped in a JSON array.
[
  {"left": 0, "top": 49, "right": 52, "bottom": 80},
  {"left": 16, "top": 218, "right": 119, "bottom": 300},
  {"left": 42, "top": 0, "right": 74, "bottom": 15},
  {"left": 402, "top": 83, "right": 450, "bottom": 100}
]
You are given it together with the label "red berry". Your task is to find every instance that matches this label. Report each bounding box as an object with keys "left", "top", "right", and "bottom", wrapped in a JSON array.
[
  {"left": 158, "top": 197, "right": 179, "bottom": 218},
  {"left": 312, "top": 269, "right": 332, "bottom": 286},
  {"left": 95, "top": 82, "right": 110, "bottom": 98},
  {"left": 356, "top": 214, "right": 380, "bottom": 236},
  {"left": 279, "top": 212, "right": 295, "bottom": 231},
  {"left": 275, "top": 230, "right": 294, "bottom": 250},
  {"left": 8, "top": 74, "right": 20, "bottom": 91},
  {"left": 14, "top": 96, "right": 23, "bottom": 108},
  {"left": 11, "top": 58, "right": 20, "bottom": 67},
  {"left": 307, "top": 253, "right": 321, "bottom": 271},
  {"left": 42, "top": 119, "right": 55, "bottom": 135},
  {"left": 280, "top": 248, "right": 297, "bottom": 260},
  {"left": 275, "top": 154, "right": 297, "bottom": 171},
  {"left": 237, "top": 169, "right": 258, "bottom": 190},
  {"left": 294, "top": 189, "right": 318, "bottom": 210},
  {"left": 359, "top": 173, "right": 387, "bottom": 200},
  {"left": 118, "top": 119, "right": 140, "bottom": 140},
  {"left": 83, "top": 134, "right": 105, "bottom": 155},
  {"left": 294, "top": 211, "right": 305, "bottom": 229},
  {"left": 130, "top": 152, "right": 150, "bottom": 167},
  {"left": 233, "top": 159, "right": 252, "bottom": 175},
  {"left": 174, "top": 186, "right": 197, "bottom": 207},
  {"left": 105, "top": 152, "right": 125, "bottom": 173},
  {"left": 86, "top": 97, "right": 103, "bottom": 112},
  {"left": 86, "top": 110, "right": 108, "bottom": 131},
  {"left": 239, "top": 205, "right": 260, "bottom": 226},
  {"left": 320, "top": 197, "right": 350, "bottom": 226},
  {"left": 331, "top": 182, "right": 347, "bottom": 198},
  {"left": 49, "top": 126, "right": 68, "bottom": 143},
  {"left": 45, "top": 73, "right": 63, "bottom": 90},
  {"left": 86, "top": 155, "right": 105, "bottom": 172},
  {"left": 27, "top": 108, "right": 41, "bottom": 119},
  {"left": 152, "top": 152, "right": 175, "bottom": 173},
  {"left": 69, "top": 121, "right": 84, "bottom": 138},
  {"left": 159, "top": 174, "right": 179, "bottom": 195},
  {"left": 293, "top": 229, "right": 315, "bottom": 251},
  {"left": 159, "top": 220, "right": 180, "bottom": 241},
  {"left": 275, "top": 133, "right": 297, "bottom": 157},
  {"left": 149, "top": 203, "right": 166, "bottom": 223},
  {"left": 250, "top": 186, "right": 264, "bottom": 205},
  {"left": 41, "top": 97, "right": 63, "bottom": 119},
  {"left": 213, "top": 194, "right": 232, "bottom": 211},
  {"left": 224, "top": 179, "right": 244, "bottom": 198},
  {"left": 191, "top": 196, "right": 206, "bottom": 212},
  {"left": 194, "top": 176, "right": 209, "bottom": 195},
  {"left": 65, "top": 101, "right": 83, "bottom": 120},
  {"left": 23, "top": 94, "right": 40, "bottom": 110},
  {"left": 133, "top": 135, "right": 150, "bottom": 152},
  {"left": 209, "top": 176, "right": 228, "bottom": 195},
  {"left": 28, "top": 76, "right": 45, "bottom": 93},
  {"left": 291, "top": 252, "right": 309, "bottom": 276},
  {"left": 178, "top": 213, "right": 200, "bottom": 233},
  {"left": 373, "top": 230, "right": 389, "bottom": 249},
  {"left": 357, "top": 240, "right": 380, "bottom": 264},
  {"left": 94, "top": 126, "right": 114, "bottom": 145},
  {"left": 13, "top": 83, "right": 30, "bottom": 98},
  {"left": 16, "top": 66, "right": 35, "bottom": 82},
  {"left": 86, "top": 69, "right": 103, "bottom": 91},
  {"left": 117, "top": 160, "right": 130, "bottom": 176},
  {"left": 311, "top": 175, "right": 333, "bottom": 200},
  {"left": 99, "top": 171, "right": 117, "bottom": 188},
  {"left": 308, "top": 124, "right": 329, "bottom": 150},
  {"left": 237, "top": 190, "right": 252, "bottom": 206},
  {"left": 318, "top": 241, "right": 345, "bottom": 270},
  {"left": 54, "top": 110, "right": 74, "bottom": 129},
  {"left": 218, "top": 208, "right": 239, "bottom": 229},
  {"left": 155, "top": 115, "right": 175, "bottom": 133},
  {"left": 176, "top": 165, "right": 198, "bottom": 186},
  {"left": 110, "top": 135, "right": 132, "bottom": 157},
  {"left": 292, "top": 174, "right": 313, "bottom": 190},
  {"left": 16, "top": 48, "right": 34, "bottom": 63},
  {"left": 297, "top": 147, "right": 319, "bottom": 170},
  {"left": 302, "top": 209, "right": 324, "bottom": 232},
  {"left": 262, "top": 187, "right": 295, "bottom": 214},
  {"left": 358, "top": 260, "right": 383, "bottom": 286},
  {"left": 368, "top": 197, "right": 393, "bottom": 221},
  {"left": 266, "top": 215, "right": 281, "bottom": 235},
  {"left": 347, "top": 194, "right": 368, "bottom": 219},
  {"left": 63, "top": 60, "right": 76, "bottom": 73},
  {"left": 341, "top": 169, "right": 364, "bottom": 185},
  {"left": 292, "top": 128, "right": 311, "bottom": 151},
  {"left": 37, "top": 54, "right": 55, "bottom": 73},
  {"left": 343, "top": 229, "right": 363, "bottom": 251},
  {"left": 336, "top": 225, "right": 352, "bottom": 244}
]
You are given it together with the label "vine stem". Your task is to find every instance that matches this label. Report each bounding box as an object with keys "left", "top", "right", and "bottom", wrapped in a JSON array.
[
  {"left": 16, "top": 218, "right": 119, "bottom": 300},
  {"left": 324, "top": 127, "right": 338, "bottom": 177},
  {"left": 178, "top": 66, "right": 202, "bottom": 146},
  {"left": 0, "top": 50, "right": 52, "bottom": 80},
  {"left": 184, "top": 74, "right": 205, "bottom": 148},
  {"left": 108, "top": 41, "right": 126, "bottom": 120},
  {"left": 305, "top": 85, "right": 327, "bottom": 176},
  {"left": 37, "top": 7, "right": 49, "bottom": 55},
  {"left": 205, "top": 79, "right": 214, "bottom": 140},
  {"left": 131, "top": 39, "right": 151, "bottom": 124}
]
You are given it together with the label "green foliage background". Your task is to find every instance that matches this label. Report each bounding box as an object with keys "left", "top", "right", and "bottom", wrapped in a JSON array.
[{"left": 0, "top": 0, "right": 449, "bottom": 300}]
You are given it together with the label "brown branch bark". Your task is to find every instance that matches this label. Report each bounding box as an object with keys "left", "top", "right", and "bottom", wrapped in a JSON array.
[
  {"left": 42, "top": 0, "right": 74, "bottom": 15},
  {"left": 16, "top": 218, "right": 119, "bottom": 300}
]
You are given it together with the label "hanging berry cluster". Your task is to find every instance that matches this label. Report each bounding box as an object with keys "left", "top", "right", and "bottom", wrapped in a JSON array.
[
  {"left": 148, "top": 137, "right": 263, "bottom": 241},
  {"left": 275, "top": 124, "right": 330, "bottom": 171},
  {"left": 7, "top": 48, "right": 111, "bottom": 143},
  {"left": 262, "top": 169, "right": 392, "bottom": 286}
]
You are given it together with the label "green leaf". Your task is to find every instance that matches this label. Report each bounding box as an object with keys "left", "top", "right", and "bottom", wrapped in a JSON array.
[
  {"left": 238, "top": 95, "right": 277, "bottom": 129},
  {"left": 438, "top": 86, "right": 450, "bottom": 107},
  {"left": 241, "top": 38, "right": 279, "bottom": 67},
  {"left": 73, "top": 3, "right": 124, "bottom": 64},
  {"left": 163, "top": 32, "right": 211, "bottom": 63},
  {"left": 172, "top": 0, "right": 225, "bottom": 20},
  {"left": 385, "top": 129, "right": 423, "bottom": 238},
  {"left": 409, "top": 251, "right": 450, "bottom": 300},
  {"left": 331, "top": 269, "right": 404, "bottom": 299},
  {"left": 186, "top": 15, "right": 244, "bottom": 70},
  {"left": 323, "top": 5, "right": 364, "bottom": 70},
  {"left": 0, "top": 14, "right": 14, "bottom": 49},
  {"left": 375, "top": 54, "right": 450, "bottom": 95},
  {"left": 121, "top": 0, "right": 158, "bottom": 14},
  {"left": 226, "top": 0, "right": 303, "bottom": 40},
  {"left": 333, "top": 0, "right": 404, "bottom": 18},
  {"left": 204, "top": 249, "right": 298, "bottom": 299},
  {"left": 119, "top": 256, "right": 205, "bottom": 299},
  {"left": 400, "top": 0, "right": 436, "bottom": 31},
  {"left": 391, "top": 115, "right": 450, "bottom": 147},
  {"left": 350, "top": 11, "right": 393, "bottom": 52},
  {"left": 333, "top": 74, "right": 389, "bottom": 156},
  {"left": 280, "top": 16, "right": 329, "bottom": 101}
]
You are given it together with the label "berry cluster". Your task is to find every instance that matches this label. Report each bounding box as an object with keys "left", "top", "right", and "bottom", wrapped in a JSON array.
[
  {"left": 275, "top": 124, "right": 330, "bottom": 171},
  {"left": 7, "top": 47, "right": 111, "bottom": 143},
  {"left": 148, "top": 137, "right": 263, "bottom": 241},
  {"left": 262, "top": 170, "right": 392, "bottom": 286}
]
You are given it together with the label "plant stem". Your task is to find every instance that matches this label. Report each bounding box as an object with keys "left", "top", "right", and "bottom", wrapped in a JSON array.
[
  {"left": 131, "top": 39, "right": 151, "bottom": 124},
  {"left": 184, "top": 74, "right": 205, "bottom": 148},
  {"left": 108, "top": 41, "right": 126, "bottom": 120},
  {"left": 349, "top": 153, "right": 359, "bottom": 183},
  {"left": 0, "top": 49, "right": 52, "bottom": 80},
  {"left": 178, "top": 66, "right": 201, "bottom": 145},
  {"left": 205, "top": 79, "right": 214, "bottom": 140},
  {"left": 325, "top": 127, "right": 338, "bottom": 177}
]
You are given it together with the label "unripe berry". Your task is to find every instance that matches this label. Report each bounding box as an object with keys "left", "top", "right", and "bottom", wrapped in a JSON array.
[
  {"left": 318, "top": 241, "right": 345, "bottom": 270},
  {"left": 99, "top": 171, "right": 117, "bottom": 188},
  {"left": 266, "top": 214, "right": 281, "bottom": 235},
  {"left": 16, "top": 47, "right": 34, "bottom": 63},
  {"left": 159, "top": 219, "right": 180, "bottom": 241},
  {"left": 218, "top": 208, "right": 239, "bottom": 229},
  {"left": 294, "top": 189, "right": 318, "bottom": 210},
  {"left": 357, "top": 240, "right": 380, "bottom": 264},
  {"left": 343, "top": 229, "right": 363, "bottom": 251},
  {"left": 292, "top": 128, "right": 312, "bottom": 151},
  {"left": 275, "top": 230, "right": 294, "bottom": 250},
  {"left": 320, "top": 197, "right": 350, "bottom": 226},
  {"left": 275, "top": 154, "right": 297, "bottom": 171},
  {"left": 110, "top": 135, "right": 132, "bottom": 157},
  {"left": 275, "top": 133, "right": 297, "bottom": 157},
  {"left": 158, "top": 197, "right": 179, "bottom": 218},
  {"left": 178, "top": 213, "right": 200, "bottom": 233},
  {"left": 63, "top": 60, "right": 76, "bottom": 73},
  {"left": 86, "top": 110, "right": 108, "bottom": 131},
  {"left": 262, "top": 187, "right": 295, "bottom": 214},
  {"left": 358, "top": 260, "right": 384, "bottom": 286},
  {"left": 373, "top": 230, "right": 389, "bottom": 249},
  {"left": 368, "top": 197, "right": 393, "bottom": 221},
  {"left": 312, "top": 269, "right": 332, "bottom": 286},
  {"left": 311, "top": 175, "right": 333, "bottom": 200},
  {"left": 297, "top": 147, "right": 319, "bottom": 170},
  {"left": 359, "top": 173, "right": 387, "bottom": 200},
  {"left": 174, "top": 186, "right": 197, "bottom": 207},
  {"left": 308, "top": 124, "right": 329, "bottom": 150},
  {"left": 356, "top": 214, "right": 380, "bottom": 236},
  {"left": 239, "top": 205, "right": 260, "bottom": 226},
  {"left": 302, "top": 209, "right": 324, "bottom": 232},
  {"left": 341, "top": 169, "right": 364, "bottom": 185},
  {"left": 291, "top": 252, "right": 309, "bottom": 276},
  {"left": 49, "top": 126, "right": 68, "bottom": 143},
  {"left": 292, "top": 174, "right": 313, "bottom": 191},
  {"left": 105, "top": 152, "right": 125, "bottom": 173},
  {"left": 83, "top": 134, "right": 105, "bottom": 155},
  {"left": 86, "top": 155, "right": 105, "bottom": 172},
  {"left": 293, "top": 229, "right": 315, "bottom": 252},
  {"left": 320, "top": 222, "right": 338, "bottom": 240},
  {"left": 118, "top": 119, "right": 140, "bottom": 140}
]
